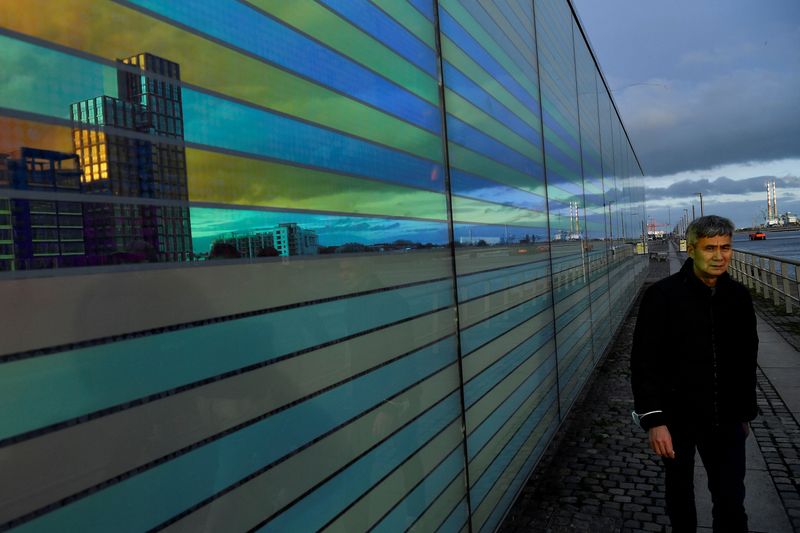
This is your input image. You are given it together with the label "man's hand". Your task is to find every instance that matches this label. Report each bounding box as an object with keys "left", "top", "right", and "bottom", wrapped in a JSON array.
[{"left": 648, "top": 425, "right": 675, "bottom": 459}]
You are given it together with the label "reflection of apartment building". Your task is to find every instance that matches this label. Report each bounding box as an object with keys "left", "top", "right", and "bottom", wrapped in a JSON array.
[
  {"left": 223, "top": 232, "right": 275, "bottom": 258},
  {"left": 0, "top": 155, "right": 12, "bottom": 270},
  {"left": 0, "top": 148, "right": 85, "bottom": 271},
  {"left": 71, "top": 53, "right": 191, "bottom": 264},
  {"left": 272, "top": 223, "right": 319, "bottom": 256},
  {"left": 215, "top": 223, "right": 319, "bottom": 258}
]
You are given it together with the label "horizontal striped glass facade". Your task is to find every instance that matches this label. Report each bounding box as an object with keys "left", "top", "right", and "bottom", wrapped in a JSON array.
[{"left": 0, "top": 1, "right": 646, "bottom": 531}]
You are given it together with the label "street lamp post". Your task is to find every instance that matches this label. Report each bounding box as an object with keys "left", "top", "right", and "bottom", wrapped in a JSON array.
[
  {"left": 694, "top": 192, "right": 704, "bottom": 217},
  {"left": 683, "top": 209, "right": 689, "bottom": 236}
]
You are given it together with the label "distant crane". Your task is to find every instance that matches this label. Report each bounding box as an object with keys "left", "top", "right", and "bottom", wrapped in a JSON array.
[{"left": 647, "top": 217, "right": 670, "bottom": 238}]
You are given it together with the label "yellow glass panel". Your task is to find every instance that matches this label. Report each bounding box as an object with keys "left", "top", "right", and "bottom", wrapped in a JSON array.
[
  {"left": 186, "top": 148, "right": 448, "bottom": 221},
  {"left": 0, "top": 118, "right": 73, "bottom": 154}
]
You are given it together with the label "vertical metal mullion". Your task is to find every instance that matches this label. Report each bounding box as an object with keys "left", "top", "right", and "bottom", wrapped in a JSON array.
[
  {"left": 431, "top": 2, "right": 474, "bottom": 530},
  {"left": 593, "top": 62, "right": 614, "bottom": 348},
  {"left": 569, "top": 17, "right": 596, "bottom": 362},
  {"left": 532, "top": 0, "right": 562, "bottom": 422}
]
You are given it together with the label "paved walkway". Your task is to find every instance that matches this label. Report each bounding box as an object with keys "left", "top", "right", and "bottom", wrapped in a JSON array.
[{"left": 500, "top": 241, "right": 799, "bottom": 532}]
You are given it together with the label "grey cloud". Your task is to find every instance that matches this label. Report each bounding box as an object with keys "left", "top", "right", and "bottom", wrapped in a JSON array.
[
  {"left": 621, "top": 68, "right": 800, "bottom": 176},
  {"left": 573, "top": 1, "right": 800, "bottom": 178},
  {"left": 316, "top": 220, "right": 402, "bottom": 234},
  {"left": 644, "top": 175, "right": 800, "bottom": 200}
]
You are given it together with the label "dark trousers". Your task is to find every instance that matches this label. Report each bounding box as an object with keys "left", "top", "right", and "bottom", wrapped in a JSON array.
[{"left": 662, "top": 422, "right": 748, "bottom": 533}]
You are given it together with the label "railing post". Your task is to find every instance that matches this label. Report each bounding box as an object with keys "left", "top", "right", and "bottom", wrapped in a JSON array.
[
  {"left": 756, "top": 256, "right": 763, "bottom": 296},
  {"left": 783, "top": 261, "right": 792, "bottom": 314},
  {"left": 771, "top": 260, "right": 780, "bottom": 306},
  {"left": 735, "top": 250, "right": 799, "bottom": 316},
  {"left": 735, "top": 253, "right": 742, "bottom": 283},
  {"left": 740, "top": 253, "right": 745, "bottom": 282}
]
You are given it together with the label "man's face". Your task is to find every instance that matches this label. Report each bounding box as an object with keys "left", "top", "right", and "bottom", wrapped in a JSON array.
[{"left": 687, "top": 234, "right": 733, "bottom": 284}]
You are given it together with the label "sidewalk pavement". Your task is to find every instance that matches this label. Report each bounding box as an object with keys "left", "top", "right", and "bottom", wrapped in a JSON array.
[{"left": 500, "top": 241, "right": 799, "bottom": 532}]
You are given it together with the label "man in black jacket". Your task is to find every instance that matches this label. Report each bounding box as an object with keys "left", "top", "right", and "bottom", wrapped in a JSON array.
[{"left": 631, "top": 215, "right": 758, "bottom": 533}]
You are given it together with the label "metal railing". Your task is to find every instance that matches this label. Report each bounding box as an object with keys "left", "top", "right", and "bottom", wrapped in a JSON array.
[{"left": 730, "top": 249, "right": 800, "bottom": 314}]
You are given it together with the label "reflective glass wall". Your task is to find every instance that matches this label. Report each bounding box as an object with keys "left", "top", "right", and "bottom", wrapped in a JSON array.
[{"left": 0, "top": 1, "right": 645, "bottom": 531}]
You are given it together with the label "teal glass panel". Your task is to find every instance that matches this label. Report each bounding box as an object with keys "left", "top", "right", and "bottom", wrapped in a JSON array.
[
  {"left": 438, "top": 1, "right": 558, "bottom": 531},
  {"left": 574, "top": 21, "right": 611, "bottom": 361},
  {"left": 534, "top": 0, "right": 594, "bottom": 416}
]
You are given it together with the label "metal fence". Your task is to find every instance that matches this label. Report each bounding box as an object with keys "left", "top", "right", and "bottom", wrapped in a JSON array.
[{"left": 731, "top": 249, "right": 800, "bottom": 314}]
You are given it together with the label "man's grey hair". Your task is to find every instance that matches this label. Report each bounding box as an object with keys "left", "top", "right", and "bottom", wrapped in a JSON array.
[{"left": 686, "top": 215, "right": 735, "bottom": 245}]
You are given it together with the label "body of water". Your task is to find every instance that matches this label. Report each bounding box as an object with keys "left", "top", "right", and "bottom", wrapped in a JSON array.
[{"left": 733, "top": 230, "right": 800, "bottom": 262}]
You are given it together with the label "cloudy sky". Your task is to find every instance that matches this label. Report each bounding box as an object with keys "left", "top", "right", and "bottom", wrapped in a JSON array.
[{"left": 572, "top": 0, "right": 800, "bottom": 229}]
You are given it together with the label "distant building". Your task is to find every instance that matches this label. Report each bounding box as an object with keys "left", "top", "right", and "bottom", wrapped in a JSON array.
[
  {"left": 271, "top": 223, "right": 319, "bottom": 256},
  {"left": 226, "top": 232, "right": 276, "bottom": 258},
  {"left": 213, "top": 223, "right": 319, "bottom": 258},
  {"left": 0, "top": 155, "right": 11, "bottom": 270},
  {"left": 553, "top": 230, "right": 583, "bottom": 241},
  {"left": 780, "top": 212, "right": 798, "bottom": 225},
  {"left": 0, "top": 148, "right": 86, "bottom": 271},
  {"left": 458, "top": 235, "right": 501, "bottom": 245},
  {"left": 71, "top": 53, "right": 192, "bottom": 264}
]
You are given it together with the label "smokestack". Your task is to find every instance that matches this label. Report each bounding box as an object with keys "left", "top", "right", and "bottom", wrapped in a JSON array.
[
  {"left": 767, "top": 179, "right": 777, "bottom": 219},
  {"left": 770, "top": 179, "right": 776, "bottom": 220},
  {"left": 570, "top": 202, "right": 576, "bottom": 233},
  {"left": 774, "top": 179, "right": 778, "bottom": 218},
  {"left": 767, "top": 180, "right": 773, "bottom": 221}
]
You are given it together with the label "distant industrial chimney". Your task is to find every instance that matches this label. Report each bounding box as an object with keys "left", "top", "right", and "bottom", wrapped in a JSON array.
[
  {"left": 767, "top": 180, "right": 772, "bottom": 221},
  {"left": 773, "top": 179, "right": 778, "bottom": 218},
  {"left": 766, "top": 178, "right": 779, "bottom": 225}
]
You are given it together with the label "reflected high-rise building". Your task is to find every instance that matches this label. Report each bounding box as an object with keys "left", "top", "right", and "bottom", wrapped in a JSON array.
[
  {"left": 0, "top": 148, "right": 85, "bottom": 271},
  {"left": 0, "top": 155, "right": 10, "bottom": 270},
  {"left": 71, "top": 53, "right": 192, "bottom": 264}
]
